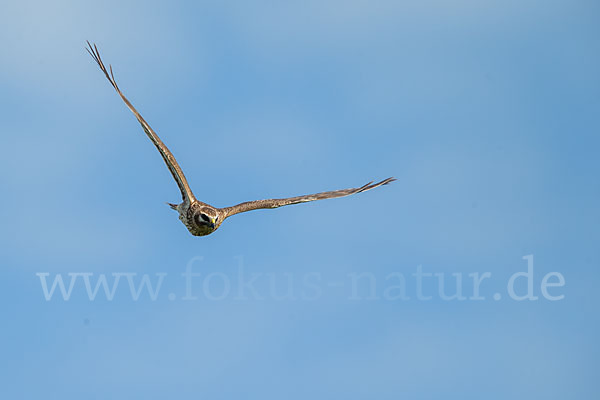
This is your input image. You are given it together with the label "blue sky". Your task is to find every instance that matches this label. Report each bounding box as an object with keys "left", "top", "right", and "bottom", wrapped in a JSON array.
[{"left": 0, "top": 0, "right": 598, "bottom": 398}]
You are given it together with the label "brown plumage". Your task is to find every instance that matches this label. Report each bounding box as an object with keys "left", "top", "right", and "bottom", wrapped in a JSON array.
[{"left": 87, "top": 42, "right": 395, "bottom": 236}]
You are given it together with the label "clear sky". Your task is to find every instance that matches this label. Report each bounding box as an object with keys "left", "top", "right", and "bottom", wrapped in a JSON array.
[{"left": 0, "top": 0, "right": 598, "bottom": 398}]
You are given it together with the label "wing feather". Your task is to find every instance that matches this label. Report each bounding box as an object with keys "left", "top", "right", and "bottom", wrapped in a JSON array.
[
  {"left": 86, "top": 41, "right": 196, "bottom": 204},
  {"left": 221, "top": 177, "right": 395, "bottom": 218}
]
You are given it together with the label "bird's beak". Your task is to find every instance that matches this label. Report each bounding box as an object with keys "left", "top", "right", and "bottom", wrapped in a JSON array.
[{"left": 210, "top": 218, "right": 216, "bottom": 229}]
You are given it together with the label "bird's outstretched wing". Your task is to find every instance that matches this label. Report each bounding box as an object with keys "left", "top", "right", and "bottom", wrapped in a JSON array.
[
  {"left": 221, "top": 177, "right": 396, "bottom": 218},
  {"left": 86, "top": 41, "right": 196, "bottom": 205}
]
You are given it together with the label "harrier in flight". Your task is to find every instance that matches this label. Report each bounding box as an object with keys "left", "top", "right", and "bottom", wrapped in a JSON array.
[{"left": 86, "top": 42, "right": 395, "bottom": 236}]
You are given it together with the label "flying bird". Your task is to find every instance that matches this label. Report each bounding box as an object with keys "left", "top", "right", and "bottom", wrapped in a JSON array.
[{"left": 86, "top": 42, "right": 395, "bottom": 236}]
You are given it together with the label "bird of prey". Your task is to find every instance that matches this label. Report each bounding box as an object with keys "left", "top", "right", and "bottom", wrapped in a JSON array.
[{"left": 86, "top": 42, "right": 395, "bottom": 236}]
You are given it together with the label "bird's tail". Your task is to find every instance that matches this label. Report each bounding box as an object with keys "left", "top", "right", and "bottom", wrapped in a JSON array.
[{"left": 166, "top": 202, "right": 178, "bottom": 210}]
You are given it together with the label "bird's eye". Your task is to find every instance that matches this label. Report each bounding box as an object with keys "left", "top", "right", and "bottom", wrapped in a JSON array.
[{"left": 201, "top": 214, "right": 210, "bottom": 222}]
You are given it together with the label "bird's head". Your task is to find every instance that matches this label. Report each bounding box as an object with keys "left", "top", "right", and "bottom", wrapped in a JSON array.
[{"left": 194, "top": 207, "right": 220, "bottom": 231}]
